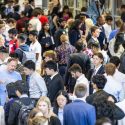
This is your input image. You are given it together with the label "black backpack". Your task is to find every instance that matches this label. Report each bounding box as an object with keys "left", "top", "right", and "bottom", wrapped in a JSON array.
[{"left": 15, "top": 100, "right": 35, "bottom": 125}]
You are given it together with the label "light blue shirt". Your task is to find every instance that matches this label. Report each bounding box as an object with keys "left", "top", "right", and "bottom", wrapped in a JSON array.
[
  {"left": 29, "top": 72, "right": 47, "bottom": 98},
  {"left": 58, "top": 108, "right": 63, "bottom": 125},
  {"left": 104, "top": 75, "right": 124, "bottom": 102},
  {"left": 0, "top": 65, "right": 22, "bottom": 106}
]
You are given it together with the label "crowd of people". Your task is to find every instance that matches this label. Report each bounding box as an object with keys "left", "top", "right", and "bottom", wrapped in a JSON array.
[{"left": 0, "top": 0, "right": 125, "bottom": 125}]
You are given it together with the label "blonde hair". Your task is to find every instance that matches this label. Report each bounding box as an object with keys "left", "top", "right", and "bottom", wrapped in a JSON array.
[
  {"left": 60, "top": 34, "right": 69, "bottom": 42},
  {"left": 28, "top": 108, "right": 43, "bottom": 125},
  {"left": 0, "top": 20, "right": 5, "bottom": 29},
  {"left": 32, "top": 116, "right": 48, "bottom": 125},
  {"left": 36, "top": 96, "right": 56, "bottom": 118},
  {"left": 85, "top": 18, "right": 94, "bottom": 37},
  {"left": 36, "top": 96, "right": 51, "bottom": 110},
  {"left": 43, "top": 50, "right": 57, "bottom": 60}
]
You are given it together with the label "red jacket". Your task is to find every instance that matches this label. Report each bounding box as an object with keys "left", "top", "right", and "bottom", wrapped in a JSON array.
[{"left": 9, "top": 39, "right": 19, "bottom": 54}]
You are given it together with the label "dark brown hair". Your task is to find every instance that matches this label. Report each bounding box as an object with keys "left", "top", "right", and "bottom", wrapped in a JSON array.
[
  {"left": 69, "top": 64, "right": 82, "bottom": 73},
  {"left": 105, "top": 63, "right": 116, "bottom": 76}
]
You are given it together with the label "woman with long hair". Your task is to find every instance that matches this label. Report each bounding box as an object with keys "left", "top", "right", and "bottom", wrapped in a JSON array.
[
  {"left": 36, "top": 96, "right": 61, "bottom": 125},
  {"left": 38, "top": 22, "right": 55, "bottom": 55},
  {"left": 28, "top": 108, "right": 43, "bottom": 125},
  {"left": 68, "top": 19, "right": 82, "bottom": 46},
  {"left": 53, "top": 90, "right": 70, "bottom": 125}
]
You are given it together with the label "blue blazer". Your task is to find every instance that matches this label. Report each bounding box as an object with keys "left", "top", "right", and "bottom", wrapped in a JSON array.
[{"left": 63, "top": 100, "right": 96, "bottom": 125}]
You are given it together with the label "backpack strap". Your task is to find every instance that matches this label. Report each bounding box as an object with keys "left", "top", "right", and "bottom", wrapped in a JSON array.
[
  {"left": 17, "top": 48, "right": 24, "bottom": 53},
  {"left": 15, "top": 100, "right": 25, "bottom": 107}
]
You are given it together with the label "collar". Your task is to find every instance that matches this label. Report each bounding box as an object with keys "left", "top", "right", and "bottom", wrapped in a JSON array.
[
  {"left": 95, "top": 64, "right": 102, "bottom": 72},
  {"left": 31, "top": 40, "right": 38, "bottom": 45},
  {"left": 20, "top": 94, "right": 28, "bottom": 98},
  {"left": 74, "top": 97, "right": 86, "bottom": 102},
  {"left": 77, "top": 74, "right": 85, "bottom": 81},
  {"left": 50, "top": 72, "right": 58, "bottom": 80},
  {"left": 30, "top": 71, "right": 36, "bottom": 78},
  {"left": 92, "top": 36, "right": 98, "bottom": 41}
]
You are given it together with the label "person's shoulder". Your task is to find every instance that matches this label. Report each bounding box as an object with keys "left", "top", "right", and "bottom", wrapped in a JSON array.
[
  {"left": 35, "top": 41, "right": 41, "bottom": 46},
  {"left": 33, "top": 72, "right": 44, "bottom": 80},
  {"left": 64, "top": 102, "right": 73, "bottom": 110},
  {"left": 86, "top": 94, "right": 94, "bottom": 104},
  {"left": 84, "top": 101, "right": 95, "bottom": 110},
  {"left": 13, "top": 70, "right": 21, "bottom": 77}
]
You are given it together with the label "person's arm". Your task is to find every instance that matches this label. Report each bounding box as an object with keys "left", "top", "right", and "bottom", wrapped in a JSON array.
[
  {"left": 53, "top": 15, "right": 58, "bottom": 30},
  {"left": 119, "top": 88, "right": 124, "bottom": 102},
  {"left": 36, "top": 77, "right": 48, "bottom": 96},
  {"left": 85, "top": 56, "right": 91, "bottom": 75},
  {"left": 50, "top": 116, "right": 61, "bottom": 125},
  {"left": 36, "top": 53, "right": 40, "bottom": 61},
  {"left": 35, "top": 44, "right": 41, "bottom": 61},
  {"left": 87, "top": 106, "right": 96, "bottom": 125},
  {"left": 36, "top": 21, "right": 42, "bottom": 33},
  {"left": 113, "top": 104, "right": 125, "bottom": 120}
]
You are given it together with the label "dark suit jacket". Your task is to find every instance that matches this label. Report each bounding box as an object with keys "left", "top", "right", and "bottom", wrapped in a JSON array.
[
  {"left": 8, "top": 97, "right": 33, "bottom": 125},
  {"left": 63, "top": 100, "right": 96, "bottom": 125},
  {"left": 87, "top": 65, "right": 105, "bottom": 94},
  {"left": 49, "top": 116, "right": 61, "bottom": 125},
  {"left": 87, "top": 65, "right": 105, "bottom": 81},
  {"left": 47, "top": 74, "right": 64, "bottom": 104},
  {"left": 65, "top": 52, "right": 91, "bottom": 85}
]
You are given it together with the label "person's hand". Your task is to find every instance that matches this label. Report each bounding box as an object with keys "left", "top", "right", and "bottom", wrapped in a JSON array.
[{"left": 108, "top": 96, "right": 115, "bottom": 103}]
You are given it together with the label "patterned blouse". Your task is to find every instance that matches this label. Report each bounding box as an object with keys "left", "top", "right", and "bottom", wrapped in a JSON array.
[{"left": 56, "top": 42, "right": 76, "bottom": 65}]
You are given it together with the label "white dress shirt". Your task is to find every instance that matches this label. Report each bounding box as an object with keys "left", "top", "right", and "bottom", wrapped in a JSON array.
[
  {"left": 103, "top": 23, "right": 112, "bottom": 41},
  {"left": 104, "top": 75, "right": 124, "bottom": 102},
  {"left": 76, "top": 74, "right": 89, "bottom": 96},
  {"left": 29, "top": 40, "right": 42, "bottom": 70},
  {"left": 113, "top": 69, "right": 125, "bottom": 98},
  {"left": 50, "top": 72, "right": 58, "bottom": 80}
]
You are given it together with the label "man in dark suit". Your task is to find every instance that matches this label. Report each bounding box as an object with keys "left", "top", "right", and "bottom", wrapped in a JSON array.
[
  {"left": 65, "top": 40, "right": 91, "bottom": 93},
  {"left": 87, "top": 26, "right": 101, "bottom": 49},
  {"left": 87, "top": 52, "right": 105, "bottom": 94},
  {"left": 44, "top": 60, "right": 64, "bottom": 104},
  {"left": 8, "top": 81, "right": 34, "bottom": 125},
  {"left": 86, "top": 74, "right": 117, "bottom": 104},
  {"left": 63, "top": 84, "right": 96, "bottom": 125}
]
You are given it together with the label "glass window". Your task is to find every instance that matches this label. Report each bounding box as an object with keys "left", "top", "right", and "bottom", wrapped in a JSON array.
[
  {"left": 63, "top": 0, "right": 68, "bottom": 5},
  {"left": 68, "top": 0, "right": 74, "bottom": 7}
]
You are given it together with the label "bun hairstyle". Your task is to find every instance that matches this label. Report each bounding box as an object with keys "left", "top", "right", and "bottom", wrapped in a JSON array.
[
  {"left": 28, "top": 108, "right": 43, "bottom": 125},
  {"left": 32, "top": 116, "right": 48, "bottom": 125}
]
